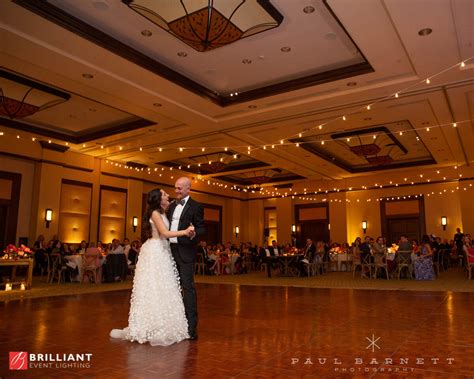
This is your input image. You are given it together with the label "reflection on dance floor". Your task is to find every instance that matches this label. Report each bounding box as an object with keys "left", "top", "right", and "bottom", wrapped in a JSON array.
[{"left": 1, "top": 284, "right": 474, "bottom": 377}]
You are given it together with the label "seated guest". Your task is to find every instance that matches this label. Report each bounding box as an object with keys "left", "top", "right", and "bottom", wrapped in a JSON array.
[
  {"left": 398, "top": 235, "right": 412, "bottom": 251},
  {"left": 122, "top": 238, "right": 131, "bottom": 258},
  {"left": 271, "top": 240, "right": 281, "bottom": 256},
  {"left": 463, "top": 236, "right": 474, "bottom": 264},
  {"left": 128, "top": 240, "right": 140, "bottom": 265},
  {"left": 33, "top": 234, "right": 47, "bottom": 275},
  {"left": 197, "top": 240, "right": 213, "bottom": 274},
  {"left": 414, "top": 235, "right": 435, "bottom": 280},
  {"left": 104, "top": 239, "right": 127, "bottom": 282},
  {"left": 109, "top": 239, "right": 124, "bottom": 254},
  {"left": 298, "top": 238, "right": 316, "bottom": 276},
  {"left": 62, "top": 243, "right": 73, "bottom": 256},
  {"left": 359, "top": 236, "right": 373, "bottom": 277},
  {"left": 259, "top": 241, "right": 279, "bottom": 278},
  {"left": 76, "top": 240, "right": 88, "bottom": 254}
]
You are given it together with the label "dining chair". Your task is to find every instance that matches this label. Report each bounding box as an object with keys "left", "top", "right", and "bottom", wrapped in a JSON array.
[
  {"left": 396, "top": 251, "right": 412, "bottom": 279},
  {"left": 81, "top": 254, "right": 100, "bottom": 284}
]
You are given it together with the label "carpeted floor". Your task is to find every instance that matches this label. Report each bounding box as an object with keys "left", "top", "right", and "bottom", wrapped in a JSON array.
[{"left": 1, "top": 266, "right": 473, "bottom": 302}]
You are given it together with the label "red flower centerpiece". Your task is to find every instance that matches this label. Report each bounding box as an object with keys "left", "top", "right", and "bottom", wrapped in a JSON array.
[{"left": 2, "top": 244, "right": 33, "bottom": 260}]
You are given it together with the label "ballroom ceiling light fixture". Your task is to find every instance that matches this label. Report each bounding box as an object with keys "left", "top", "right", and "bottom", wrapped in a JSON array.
[
  {"left": 123, "top": 0, "right": 283, "bottom": 52},
  {"left": 0, "top": 69, "right": 70, "bottom": 120}
]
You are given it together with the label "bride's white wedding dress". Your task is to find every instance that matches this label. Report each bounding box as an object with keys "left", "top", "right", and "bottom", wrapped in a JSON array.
[{"left": 110, "top": 212, "right": 189, "bottom": 346}]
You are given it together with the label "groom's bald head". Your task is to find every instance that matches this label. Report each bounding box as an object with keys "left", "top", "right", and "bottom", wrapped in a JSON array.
[{"left": 175, "top": 177, "right": 191, "bottom": 200}]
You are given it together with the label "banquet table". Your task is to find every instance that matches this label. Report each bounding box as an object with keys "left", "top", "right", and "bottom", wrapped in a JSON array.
[
  {"left": 277, "top": 254, "right": 301, "bottom": 276},
  {"left": 330, "top": 253, "right": 351, "bottom": 271},
  {"left": 0, "top": 258, "right": 34, "bottom": 289}
]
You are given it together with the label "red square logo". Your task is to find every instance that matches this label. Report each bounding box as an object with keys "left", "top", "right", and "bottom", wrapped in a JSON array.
[{"left": 9, "top": 352, "right": 28, "bottom": 370}]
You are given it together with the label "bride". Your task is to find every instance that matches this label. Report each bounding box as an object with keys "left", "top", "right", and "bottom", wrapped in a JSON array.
[{"left": 110, "top": 188, "right": 194, "bottom": 346}]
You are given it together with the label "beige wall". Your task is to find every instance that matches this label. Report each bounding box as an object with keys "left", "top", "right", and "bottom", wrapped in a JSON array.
[{"left": 1, "top": 139, "right": 473, "bottom": 247}]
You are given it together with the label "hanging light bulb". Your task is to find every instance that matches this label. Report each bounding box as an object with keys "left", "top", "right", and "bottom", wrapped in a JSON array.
[
  {"left": 453, "top": 123, "right": 457, "bottom": 127},
  {"left": 426, "top": 78, "right": 430, "bottom": 84},
  {"left": 460, "top": 61, "right": 465, "bottom": 68},
  {"left": 395, "top": 93, "right": 399, "bottom": 98}
]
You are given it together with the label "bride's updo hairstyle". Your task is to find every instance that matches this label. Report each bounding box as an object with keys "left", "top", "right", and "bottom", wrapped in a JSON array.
[{"left": 142, "top": 188, "right": 163, "bottom": 240}]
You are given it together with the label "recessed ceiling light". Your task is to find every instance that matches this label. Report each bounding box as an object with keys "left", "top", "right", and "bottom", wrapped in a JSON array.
[
  {"left": 280, "top": 46, "right": 291, "bottom": 52},
  {"left": 177, "top": 51, "right": 188, "bottom": 57},
  {"left": 303, "top": 6, "right": 315, "bottom": 13},
  {"left": 82, "top": 73, "right": 94, "bottom": 79},
  {"left": 153, "top": 103, "right": 162, "bottom": 107},
  {"left": 242, "top": 59, "right": 252, "bottom": 64},
  {"left": 141, "top": 30, "right": 152, "bottom": 37},
  {"left": 346, "top": 81, "right": 357, "bottom": 86},
  {"left": 248, "top": 105, "right": 257, "bottom": 109},
  {"left": 418, "top": 28, "right": 432, "bottom": 36}
]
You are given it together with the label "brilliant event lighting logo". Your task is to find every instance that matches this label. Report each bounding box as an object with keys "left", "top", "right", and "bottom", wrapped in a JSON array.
[
  {"left": 9, "top": 352, "right": 93, "bottom": 370},
  {"left": 9, "top": 352, "right": 28, "bottom": 370}
]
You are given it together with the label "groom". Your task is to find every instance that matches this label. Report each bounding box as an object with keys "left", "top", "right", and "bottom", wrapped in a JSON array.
[{"left": 168, "top": 177, "right": 205, "bottom": 340}]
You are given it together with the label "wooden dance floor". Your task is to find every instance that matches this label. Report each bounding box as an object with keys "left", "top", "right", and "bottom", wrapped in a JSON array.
[{"left": 1, "top": 283, "right": 474, "bottom": 377}]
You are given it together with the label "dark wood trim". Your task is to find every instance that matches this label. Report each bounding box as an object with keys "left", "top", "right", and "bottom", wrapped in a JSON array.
[
  {"left": 98, "top": 185, "right": 128, "bottom": 242},
  {"left": 380, "top": 197, "right": 426, "bottom": 241},
  {"left": 291, "top": 124, "right": 437, "bottom": 173},
  {"left": 39, "top": 140, "right": 70, "bottom": 152},
  {"left": 294, "top": 203, "right": 330, "bottom": 242},
  {"left": 0, "top": 171, "right": 22, "bottom": 247},
  {"left": 61, "top": 179, "right": 93, "bottom": 188},
  {"left": 330, "top": 126, "right": 408, "bottom": 155},
  {"left": 201, "top": 203, "right": 223, "bottom": 244},
  {"left": 0, "top": 68, "right": 70, "bottom": 100},
  {"left": 14, "top": 0, "right": 373, "bottom": 106},
  {"left": 0, "top": 152, "right": 94, "bottom": 172},
  {"left": 1, "top": 117, "right": 155, "bottom": 144},
  {"left": 294, "top": 203, "right": 329, "bottom": 223},
  {"left": 60, "top": 179, "right": 93, "bottom": 243}
]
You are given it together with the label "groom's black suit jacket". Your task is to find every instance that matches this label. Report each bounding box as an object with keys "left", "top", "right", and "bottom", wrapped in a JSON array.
[{"left": 167, "top": 197, "right": 205, "bottom": 263}]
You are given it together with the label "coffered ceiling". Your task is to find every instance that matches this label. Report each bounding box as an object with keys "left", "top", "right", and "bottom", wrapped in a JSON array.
[{"left": 0, "top": 0, "right": 473, "bottom": 190}]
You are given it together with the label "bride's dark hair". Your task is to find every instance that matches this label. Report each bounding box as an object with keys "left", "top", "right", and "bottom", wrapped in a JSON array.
[{"left": 142, "top": 188, "right": 164, "bottom": 240}]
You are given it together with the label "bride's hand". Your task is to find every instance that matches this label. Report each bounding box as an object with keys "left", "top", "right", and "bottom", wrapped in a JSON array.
[{"left": 185, "top": 224, "right": 195, "bottom": 237}]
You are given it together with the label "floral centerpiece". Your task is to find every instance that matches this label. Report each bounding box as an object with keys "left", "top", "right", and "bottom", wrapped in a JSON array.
[
  {"left": 2, "top": 244, "right": 34, "bottom": 260},
  {"left": 387, "top": 244, "right": 399, "bottom": 254},
  {"left": 329, "top": 246, "right": 344, "bottom": 254}
]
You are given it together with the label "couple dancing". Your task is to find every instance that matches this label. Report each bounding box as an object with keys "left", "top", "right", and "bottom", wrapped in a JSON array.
[{"left": 110, "top": 177, "right": 204, "bottom": 345}]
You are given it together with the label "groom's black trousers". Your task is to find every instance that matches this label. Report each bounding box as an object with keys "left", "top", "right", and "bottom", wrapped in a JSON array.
[{"left": 170, "top": 243, "right": 198, "bottom": 335}]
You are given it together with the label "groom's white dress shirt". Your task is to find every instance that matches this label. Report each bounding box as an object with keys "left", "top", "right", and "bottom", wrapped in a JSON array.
[{"left": 169, "top": 195, "right": 189, "bottom": 243}]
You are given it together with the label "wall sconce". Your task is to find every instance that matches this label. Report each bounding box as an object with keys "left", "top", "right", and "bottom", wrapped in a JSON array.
[
  {"left": 328, "top": 223, "right": 331, "bottom": 231},
  {"left": 234, "top": 226, "right": 240, "bottom": 238},
  {"left": 441, "top": 216, "right": 447, "bottom": 231},
  {"left": 362, "top": 220, "right": 367, "bottom": 234},
  {"left": 45, "top": 208, "right": 53, "bottom": 228},
  {"left": 132, "top": 216, "right": 138, "bottom": 232},
  {"left": 291, "top": 224, "right": 296, "bottom": 233}
]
